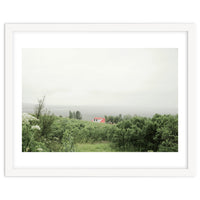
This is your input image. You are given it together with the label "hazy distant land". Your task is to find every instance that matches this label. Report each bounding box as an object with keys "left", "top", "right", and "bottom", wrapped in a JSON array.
[{"left": 23, "top": 103, "right": 177, "bottom": 121}]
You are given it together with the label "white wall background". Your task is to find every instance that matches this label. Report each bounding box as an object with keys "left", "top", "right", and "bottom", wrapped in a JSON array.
[{"left": 0, "top": 1, "right": 199, "bottom": 200}]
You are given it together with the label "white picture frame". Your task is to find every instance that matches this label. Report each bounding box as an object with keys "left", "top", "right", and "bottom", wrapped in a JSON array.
[{"left": 5, "top": 23, "right": 196, "bottom": 176}]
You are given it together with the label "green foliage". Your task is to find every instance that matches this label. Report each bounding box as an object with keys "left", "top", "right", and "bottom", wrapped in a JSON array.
[
  {"left": 156, "top": 114, "right": 178, "bottom": 152},
  {"left": 61, "top": 130, "right": 75, "bottom": 152},
  {"left": 110, "top": 114, "right": 178, "bottom": 152},
  {"left": 34, "top": 96, "right": 45, "bottom": 119},
  {"left": 22, "top": 111, "right": 178, "bottom": 152},
  {"left": 22, "top": 113, "right": 41, "bottom": 152},
  {"left": 105, "top": 114, "right": 123, "bottom": 124},
  {"left": 69, "top": 110, "right": 82, "bottom": 120},
  {"left": 39, "top": 110, "right": 55, "bottom": 138},
  {"left": 75, "top": 111, "right": 82, "bottom": 120},
  {"left": 69, "top": 111, "right": 73, "bottom": 119}
]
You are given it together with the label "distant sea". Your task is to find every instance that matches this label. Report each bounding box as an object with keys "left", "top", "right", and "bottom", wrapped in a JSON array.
[{"left": 22, "top": 103, "right": 178, "bottom": 121}]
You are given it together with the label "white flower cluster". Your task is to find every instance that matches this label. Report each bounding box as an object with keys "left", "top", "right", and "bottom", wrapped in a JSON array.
[
  {"left": 31, "top": 125, "right": 41, "bottom": 130},
  {"left": 22, "top": 113, "right": 39, "bottom": 125},
  {"left": 37, "top": 148, "right": 43, "bottom": 152}
]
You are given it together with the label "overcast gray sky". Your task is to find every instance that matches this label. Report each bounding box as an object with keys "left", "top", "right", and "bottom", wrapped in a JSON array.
[{"left": 22, "top": 48, "right": 178, "bottom": 112}]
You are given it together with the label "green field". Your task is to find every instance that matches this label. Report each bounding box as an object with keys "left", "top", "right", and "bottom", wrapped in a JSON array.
[{"left": 76, "top": 142, "right": 116, "bottom": 152}]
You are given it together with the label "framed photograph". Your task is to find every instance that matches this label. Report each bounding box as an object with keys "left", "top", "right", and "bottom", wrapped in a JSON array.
[{"left": 5, "top": 23, "right": 195, "bottom": 176}]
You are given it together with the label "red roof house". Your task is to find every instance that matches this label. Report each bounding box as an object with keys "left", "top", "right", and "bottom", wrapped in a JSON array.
[{"left": 92, "top": 117, "right": 105, "bottom": 123}]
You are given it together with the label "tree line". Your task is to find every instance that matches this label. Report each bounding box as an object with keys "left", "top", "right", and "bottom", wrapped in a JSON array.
[{"left": 69, "top": 110, "right": 82, "bottom": 120}]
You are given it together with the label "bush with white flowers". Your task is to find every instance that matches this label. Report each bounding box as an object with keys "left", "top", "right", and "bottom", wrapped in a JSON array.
[
  {"left": 22, "top": 113, "right": 39, "bottom": 124},
  {"left": 31, "top": 125, "right": 41, "bottom": 131},
  {"left": 22, "top": 113, "right": 41, "bottom": 152}
]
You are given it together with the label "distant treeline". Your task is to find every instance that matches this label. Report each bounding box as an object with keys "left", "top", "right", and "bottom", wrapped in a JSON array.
[
  {"left": 69, "top": 110, "right": 82, "bottom": 120},
  {"left": 105, "top": 114, "right": 135, "bottom": 124}
]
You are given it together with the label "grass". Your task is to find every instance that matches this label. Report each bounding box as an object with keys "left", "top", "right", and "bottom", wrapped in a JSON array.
[{"left": 76, "top": 141, "right": 116, "bottom": 152}]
